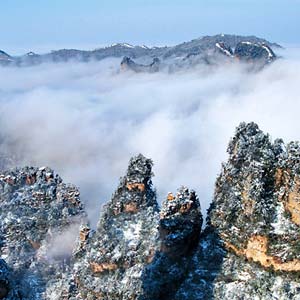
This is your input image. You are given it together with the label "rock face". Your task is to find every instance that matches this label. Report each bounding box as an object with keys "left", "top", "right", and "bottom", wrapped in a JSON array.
[
  {"left": 210, "top": 122, "right": 300, "bottom": 271},
  {"left": 215, "top": 42, "right": 234, "bottom": 57},
  {"left": 52, "top": 155, "right": 202, "bottom": 300},
  {"left": 4, "top": 123, "right": 300, "bottom": 299},
  {"left": 159, "top": 188, "right": 202, "bottom": 256},
  {"left": 234, "top": 42, "right": 276, "bottom": 63},
  {"left": 120, "top": 39, "right": 277, "bottom": 73},
  {"left": 141, "top": 187, "right": 202, "bottom": 300},
  {"left": 0, "top": 50, "right": 12, "bottom": 65},
  {"left": 0, "top": 166, "right": 86, "bottom": 299},
  {"left": 65, "top": 154, "right": 161, "bottom": 299},
  {"left": 203, "top": 122, "right": 300, "bottom": 299},
  {"left": 121, "top": 57, "right": 160, "bottom": 73}
]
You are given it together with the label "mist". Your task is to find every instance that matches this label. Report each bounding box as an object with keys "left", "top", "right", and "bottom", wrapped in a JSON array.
[{"left": 0, "top": 53, "right": 299, "bottom": 226}]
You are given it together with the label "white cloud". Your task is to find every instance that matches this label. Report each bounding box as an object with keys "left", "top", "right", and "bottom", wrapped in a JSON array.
[{"left": 0, "top": 53, "right": 299, "bottom": 225}]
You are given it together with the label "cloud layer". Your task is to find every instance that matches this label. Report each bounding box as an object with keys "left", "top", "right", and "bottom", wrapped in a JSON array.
[{"left": 0, "top": 54, "right": 299, "bottom": 225}]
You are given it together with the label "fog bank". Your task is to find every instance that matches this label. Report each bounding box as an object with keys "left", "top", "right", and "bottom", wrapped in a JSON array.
[{"left": 0, "top": 53, "right": 299, "bottom": 225}]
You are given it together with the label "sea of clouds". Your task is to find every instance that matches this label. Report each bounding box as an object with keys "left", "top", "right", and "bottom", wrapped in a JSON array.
[{"left": 0, "top": 50, "right": 299, "bottom": 226}]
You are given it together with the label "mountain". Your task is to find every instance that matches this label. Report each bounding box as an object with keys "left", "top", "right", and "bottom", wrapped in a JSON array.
[
  {"left": 121, "top": 41, "right": 276, "bottom": 73},
  {"left": 160, "top": 34, "right": 280, "bottom": 59},
  {"left": 0, "top": 50, "right": 12, "bottom": 65},
  {"left": 177, "top": 123, "right": 300, "bottom": 300},
  {"left": 0, "top": 166, "right": 86, "bottom": 299},
  {"left": 120, "top": 57, "right": 161, "bottom": 73},
  {"left": 3, "top": 123, "right": 300, "bottom": 299},
  {"left": 0, "top": 34, "right": 281, "bottom": 68}
]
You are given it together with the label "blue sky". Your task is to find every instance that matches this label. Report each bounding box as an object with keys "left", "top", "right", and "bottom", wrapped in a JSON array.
[{"left": 1, "top": 0, "right": 299, "bottom": 54}]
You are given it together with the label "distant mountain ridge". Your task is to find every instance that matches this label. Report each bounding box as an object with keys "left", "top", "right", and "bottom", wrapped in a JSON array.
[{"left": 0, "top": 34, "right": 281, "bottom": 66}]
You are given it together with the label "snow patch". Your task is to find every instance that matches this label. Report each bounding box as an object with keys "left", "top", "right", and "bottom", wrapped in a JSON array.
[
  {"left": 123, "top": 221, "right": 142, "bottom": 248},
  {"left": 261, "top": 45, "right": 274, "bottom": 59},
  {"left": 215, "top": 43, "right": 233, "bottom": 57},
  {"left": 271, "top": 202, "right": 294, "bottom": 235}
]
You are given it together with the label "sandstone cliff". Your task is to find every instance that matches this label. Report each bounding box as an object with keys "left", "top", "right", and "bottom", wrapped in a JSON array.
[{"left": 3, "top": 123, "right": 300, "bottom": 299}]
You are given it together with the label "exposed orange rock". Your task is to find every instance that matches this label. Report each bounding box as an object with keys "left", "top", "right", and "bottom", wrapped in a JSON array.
[
  {"left": 286, "top": 176, "right": 300, "bottom": 225},
  {"left": 124, "top": 202, "right": 138, "bottom": 213},
  {"left": 29, "top": 240, "right": 40, "bottom": 250},
  {"left": 241, "top": 176, "right": 255, "bottom": 216},
  {"left": 275, "top": 169, "right": 300, "bottom": 225},
  {"left": 244, "top": 236, "right": 270, "bottom": 266},
  {"left": 90, "top": 262, "right": 118, "bottom": 273},
  {"left": 126, "top": 183, "right": 145, "bottom": 192},
  {"left": 287, "top": 190, "right": 300, "bottom": 225},
  {"left": 167, "top": 193, "right": 175, "bottom": 201},
  {"left": 275, "top": 168, "right": 284, "bottom": 188},
  {"left": 26, "top": 174, "right": 36, "bottom": 185},
  {"left": 179, "top": 202, "right": 192, "bottom": 214},
  {"left": 223, "top": 240, "right": 244, "bottom": 256},
  {"left": 224, "top": 235, "right": 300, "bottom": 272},
  {"left": 79, "top": 228, "right": 90, "bottom": 242}
]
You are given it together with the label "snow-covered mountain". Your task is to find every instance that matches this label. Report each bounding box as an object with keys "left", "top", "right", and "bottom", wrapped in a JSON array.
[{"left": 0, "top": 34, "right": 281, "bottom": 67}]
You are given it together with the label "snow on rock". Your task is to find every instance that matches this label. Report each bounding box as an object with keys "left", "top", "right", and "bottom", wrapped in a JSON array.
[
  {"left": 2, "top": 123, "right": 300, "bottom": 299},
  {"left": 0, "top": 166, "right": 86, "bottom": 299},
  {"left": 235, "top": 41, "right": 276, "bottom": 63},
  {"left": 215, "top": 42, "right": 234, "bottom": 57}
]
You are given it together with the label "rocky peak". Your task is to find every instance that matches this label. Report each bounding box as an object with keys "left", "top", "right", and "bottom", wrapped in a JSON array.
[
  {"left": 56, "top": 156, "right": 205, "bottom": 300},
  {"left": 125, "top": 153, "right": 153, "bottom": 187},
  {"left": 0, "top": 50, "right": 11, "bottom": 60},
  {"left": 226, "top": 121, "right": 274, "bottom": 166},
  {"left": 0, "top": 166, "right": 86, "bottom": 299},
  {"left": 64, "top": 154, "right": 159, "bottom": 299},
  {"left": 215, "top": 42, "right": 234, "bottom": 57},
  {"left": 107, "top": 154, "right": 157, "bottom": 215},
  {"left": 121, "top": 57, "right": 160, "bottom": 73},
  {"left": 176, "top": 123, "right": 300, "bottom": 300},
  {"left": 234, "top": 42, "right": 276, "bottom": 63},
  {"left": 0, "top": 50, "right": 13, "bottom": 66},
  {"left": 160, "top": 187, "right": 202, "bottom": 256},
  {"left": 210, "top": 122, "right": 300, "bottom": 277}
]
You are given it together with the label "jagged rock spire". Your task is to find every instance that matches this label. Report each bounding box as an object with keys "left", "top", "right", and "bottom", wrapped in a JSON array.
[
  {"left": 160, "top": 187, "right": 202, "bottom": 256},
  {"left": 107, "top": 154, "right": 157, "bottom": 215},
  {"left": 209, "top": 122, "right": 300, "bottom": 273},
  {"left": 4, "top": 123, "right": 300, "bottom": 300},
  {"left": 125, "top": 154, "right": 153, "bottom": 189},
  {"left": 0, "top": 166, "right": 85, "bottom": 299},
  {"left": 210, "top": 122, "right": 276, "bottom": 241},
  {"left": 141, "top": 187, "right": 202, "bottom": 300},
  {"left": 69, "top": 154, "right": 160, "bottom": 299},
  {"left": 66, "top": 159, "right": 204, "bottom": 300},
  {"left": 227, "top": 121, "right": 274, "bottom": 165}
]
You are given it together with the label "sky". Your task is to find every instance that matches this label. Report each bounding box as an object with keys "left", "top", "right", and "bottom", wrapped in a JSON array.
[{"left": 1, "top": 0, "right": 300, "bottom": 55}]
